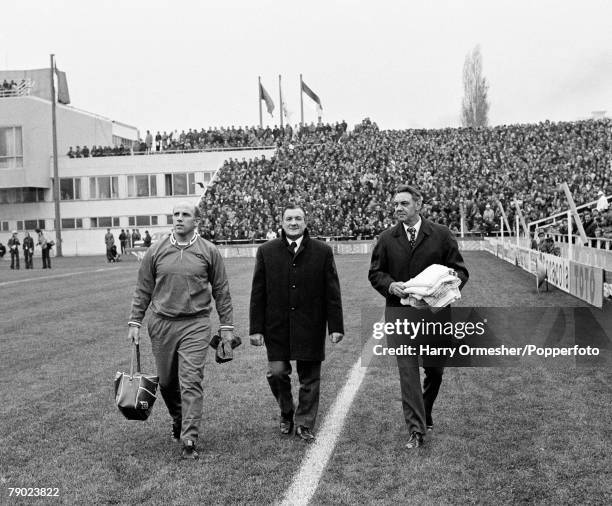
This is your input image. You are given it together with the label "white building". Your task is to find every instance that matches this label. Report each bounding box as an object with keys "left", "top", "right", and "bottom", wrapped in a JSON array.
[{"left": 0, "top": 69, "right": 274, "bottom": 256}]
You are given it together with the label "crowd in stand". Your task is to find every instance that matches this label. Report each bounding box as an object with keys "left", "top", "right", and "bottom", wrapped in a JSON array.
[
  {"left": 62, "top": 115, "right": 611, "bottom": 242},
  {"left": 199, "top": 118, "right": 612, "bottom": 242},
  {"left": 145, "top": 122, "right": 348, "bottom": 152},
  {"left": 67, "top": 145, "right": 131, "bottom": 158},
  {"left": 1, "top": 79, "right": 20, "bottom": 96},
  {"left": 65, "top": 122, "right": 349, "bottom": 158}
]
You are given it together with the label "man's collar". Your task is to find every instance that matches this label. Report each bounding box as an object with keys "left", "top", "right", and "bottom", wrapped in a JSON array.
[
  {"left": 170, "top": 230, "right": 198, "bottom": 247},
  {"left": 281, "top": 228, "right": 309, "bottom": 245},
  {"left": 403, "top": 217, "right": 422, "bottom": 234}
]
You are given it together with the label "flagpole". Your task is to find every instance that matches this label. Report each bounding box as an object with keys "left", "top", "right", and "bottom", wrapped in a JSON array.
[
  {"left": 278, "top": 74, "right": 283, "bottom": 128},
  {"left": 299, "top": 74, "right": 304, "bottom": 126},
  {"left": 50, "top": 54, "right": 63, "bottom": 257},
  {"left": 258, "top": 76, "right": 263, "bottom": 128}
]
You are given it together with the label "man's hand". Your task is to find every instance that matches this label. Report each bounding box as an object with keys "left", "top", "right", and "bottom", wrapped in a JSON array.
[
  {"left": 250, "top": 333, "right": 264, "bottom": 346},
  {"left": 219, "top": 328, "right": 234, "bottom": 347},
  {"left": 330, "top": 332, "right": 343, "bottom": 344},
  {"left": 128, "top": 325, "right": 140, "bottom": 345},
  {"left": 218, "top": 329, "right": 234, "bottom": 361},
  {"left": 389, "top": 281, "right": 408, "bottom": 298}
]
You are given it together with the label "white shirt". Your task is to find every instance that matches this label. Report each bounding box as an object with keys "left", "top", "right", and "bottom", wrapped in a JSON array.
[
  {"left": 286, "top": 235, "right": 304, "bottom": 251},
  {"left": 596, "top": 194, "right": 609, "bottom": 212},
  {"left": 403, "top": 217, "right": 422, "bottom": 242}
]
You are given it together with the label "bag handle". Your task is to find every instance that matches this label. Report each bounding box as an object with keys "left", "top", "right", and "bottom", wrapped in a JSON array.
[{"left": 130, "top": 343, "right": 141, "bottom": 377}]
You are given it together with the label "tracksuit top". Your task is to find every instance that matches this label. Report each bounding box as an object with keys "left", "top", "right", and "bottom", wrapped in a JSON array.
[{"left": 129, "top": 234, "right": 233, "bottom": 326}]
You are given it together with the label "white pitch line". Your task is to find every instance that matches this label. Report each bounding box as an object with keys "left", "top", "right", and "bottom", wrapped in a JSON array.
[
  {"left": 280, "top": 333, "right": 376, "bottom": 506},
  {"left": 0, "top": 266, "right": 123, "bottom": 287}
]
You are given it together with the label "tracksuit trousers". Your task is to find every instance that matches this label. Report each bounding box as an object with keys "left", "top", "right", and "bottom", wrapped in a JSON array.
[{"left": 147, "top": 313, "right": 211, "bottom": 443}]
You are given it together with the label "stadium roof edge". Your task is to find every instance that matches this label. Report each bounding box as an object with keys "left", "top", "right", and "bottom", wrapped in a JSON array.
[{"left": 3, "top": 94, "right": 139, "bottom": 132}]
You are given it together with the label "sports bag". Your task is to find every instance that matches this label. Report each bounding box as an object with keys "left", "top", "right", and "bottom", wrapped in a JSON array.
[{"left": 114, "top": 344, "right": 159, "bottom": 421}]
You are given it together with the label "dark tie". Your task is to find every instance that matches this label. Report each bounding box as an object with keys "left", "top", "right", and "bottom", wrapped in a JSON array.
[
  {"left": 290, "top": 241, "right": 297, "bottom": 254},
  {"left": 407, "top": 227, "right": 416, "bottom": 248}
]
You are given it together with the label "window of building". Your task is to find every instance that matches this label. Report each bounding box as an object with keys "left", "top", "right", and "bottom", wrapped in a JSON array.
[
  {"left": 61, "top": 218, "right": 83, "bottom": 229},
  {"left": 24, "top": 219, "right": 45, "bottom": 230},
  {"left": 16, "top": 221, "right": 24, "bottom": 231},
  {"left": 128, "top": 215, "right": 159, "bottom": 227},
  {"left": 165, "top": 173, "right": 196, "bottom": 196},
  {"left": 0, "top": 126, "right": 23, "bottom": 169},
  {"left": 23, "top": 188, "right": 45, "bottom": 203},
  {"left": 60, "top": 178, "right": 81, "bottom": 200},
  {"left": 127, "top": 175, "right": 157, "bottom": 197},
  {"left": 1, "top": 221, "right": 9, "bottom": 231},
  {"left": 166, "top": 214, "right": 173, "bottom": 225},
  {"left": 89, "top": 176, "right": 119, "bottom": 199},
  {"left": 203, "top": 172, "right": 212, "bottom": 183},
  {"left": 0, "top": 187, "right": 45, "bottom": 203},
  {"left": 91, "top": 217, "right": 120, "bottom": 228}
]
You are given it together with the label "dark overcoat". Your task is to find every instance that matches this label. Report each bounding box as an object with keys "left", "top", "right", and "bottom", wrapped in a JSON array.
[
  {"left": 368, "top": 217, "right": 469, "bottom": 307},
  {"left": 249, "top": 229, "right": 344, "bottom": 361}
]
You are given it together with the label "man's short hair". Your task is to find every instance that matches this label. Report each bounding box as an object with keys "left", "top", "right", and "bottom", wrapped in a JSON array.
[
  {"left": 395, "top": 184, "right": 423, "bottom": 202},
  {"left": 282, "top": 203, "right": 305, "bottom": 219}
]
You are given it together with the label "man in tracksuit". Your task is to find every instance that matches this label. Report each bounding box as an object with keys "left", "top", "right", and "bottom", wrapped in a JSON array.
[{"left": 127, "top": 201, "right": 234, "bottom": 460}]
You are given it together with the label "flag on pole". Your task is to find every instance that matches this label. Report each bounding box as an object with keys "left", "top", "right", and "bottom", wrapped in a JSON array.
[
  {"left": 301, "top": 80, "right": 322, "bottom": 114},
  {"left": 54, "top": 68, "right": 70, "bottom": 104},
  {"left": 280, "top": 85, "right": 291, "bottom": 123},
  {"left": 259, "top": 82, "right": 274, "bottom": 116},
  {"left": 282, "top": 99, "right": 291, "bottom": 123}
]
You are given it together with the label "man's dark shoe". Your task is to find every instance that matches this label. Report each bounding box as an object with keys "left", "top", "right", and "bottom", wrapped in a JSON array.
[
  {"left": 295, "top": 426, "right": 315, "bottom": 443},
  {"left": 406, "top": 431, "right": 423, "bottom": 449},
  {"left": 280, "top": 411, "right": 294, "bottom": 435},
  {"left": 172, "top": 419, "right": 182, "bottom": 441},
  {"left": 280, "top": 418, "right": 294, "bottom": 435},
  {"left": 181, "top": 440, "right": 199, "bottom": 460}
]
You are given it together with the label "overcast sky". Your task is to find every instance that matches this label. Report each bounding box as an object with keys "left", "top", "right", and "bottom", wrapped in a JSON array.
[{"left": 2, "top": 0, "right": 611, "bottom": 134}]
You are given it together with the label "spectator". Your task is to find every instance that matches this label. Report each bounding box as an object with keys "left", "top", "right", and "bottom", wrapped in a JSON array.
[
  {"left": 596, "top": 190, "right": 609, "bottom": 212},
  {"left": 143, "top": 230, "right": 152, "bottom": 247},
  {"left": 105, "top": 228, "right": 115, "bottom": 262},
  {"left": 145, "top": 130, "right": 153, "bottom": 154}
]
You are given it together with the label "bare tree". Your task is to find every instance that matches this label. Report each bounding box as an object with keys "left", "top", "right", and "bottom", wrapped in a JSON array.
[{"left": 461, "top": 45, "right": 489, "bottom": 127}]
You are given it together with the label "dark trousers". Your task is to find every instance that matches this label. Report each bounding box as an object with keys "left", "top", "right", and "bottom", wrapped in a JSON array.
[
  {"left": 397, "top": 353, "right": 444, "bottom": 435},
  {"left": 267, "top": 360, "right": 321, "bottom": 429},
  {"left": 42, "top": 247, "right": 51, "bottom": 268},
  {"left": 24, "top": 249, "right": 33, "bottom": 269},
  {"left": 120, "top": 241, "right": 127, "bottom": 255},
  {"left": 10, "top": 250, "right": 19, "bottom": 269}
]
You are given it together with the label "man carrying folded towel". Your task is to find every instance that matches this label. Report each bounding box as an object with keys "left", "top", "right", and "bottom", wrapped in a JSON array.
[{"left": 369, "top": 184, "right": 469, "bottom": 449}]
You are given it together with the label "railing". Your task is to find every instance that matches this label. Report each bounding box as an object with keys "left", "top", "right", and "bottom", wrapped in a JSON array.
[
  {"left": 0, "top": 79, "right": 33, "bottom": 98},
  {"left": 528, "top": 194, "right": 610, "bottom": 232},
  {"left": 547, "top": 233, "right": 612, "bottom": 251}
]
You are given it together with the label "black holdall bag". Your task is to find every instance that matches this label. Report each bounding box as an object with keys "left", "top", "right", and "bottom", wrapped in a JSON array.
[{"left": 114, "top": 343, "right": 159, "bottom": 421}]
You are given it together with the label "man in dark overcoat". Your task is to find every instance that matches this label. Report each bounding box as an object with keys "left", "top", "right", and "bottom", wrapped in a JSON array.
[
  {"left": 249, "top": 204, "right": 344, "bottom": 442},
  {"left": 369, "top": 184, "right": 468, "bottom": 449}
]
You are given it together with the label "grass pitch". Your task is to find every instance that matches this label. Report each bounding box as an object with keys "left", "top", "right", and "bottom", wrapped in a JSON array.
[{"left": 0, "top": 252, "right": 610, "bottom": 505}]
